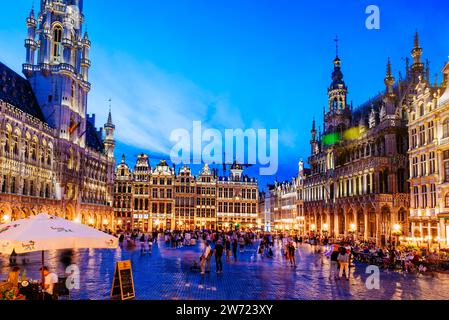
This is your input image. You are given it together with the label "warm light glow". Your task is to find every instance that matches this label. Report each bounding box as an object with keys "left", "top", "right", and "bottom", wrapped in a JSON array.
[
  {"left": 103, "top": 219, "right": 109, "bottom": 225},
  {"left": 74, "top": 216, "right": 81, "bottom": 224},
  {"left": 2, "top": 214, "right": 11, "bottom": 223},
  {"left": 88, "top": 218, "right": 94, "bottom": 225},
  {"left": 224, "top": 223, "right": 229, "bottom": 228},
  {"left": 294, "top": 224, "right": 299, "bottom": 229},
  {"left": 323, "top": 223, "right": 329, "bottom": 231},
  {"left": 393, "top": 224, "right": 401, "bottom": 232},
  {"left": 349, "top": 224, "right": 356, "bottom": 231},
  {"left": 179, "top": 221, "right": 183, "bottom": 226},
  {"left": 310, "top": 224, "right": 316, "bottom": 231},
  {"left": 117, "top": 220, "right": 122, "bottom": 225},
  {"left": 155, "top": 219, "right": 160, "bottom": 225}
]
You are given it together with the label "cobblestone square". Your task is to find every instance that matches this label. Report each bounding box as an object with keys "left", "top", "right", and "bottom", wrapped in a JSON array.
[{"left": 1, "top": 241, "right": 448, "bottom": 300}]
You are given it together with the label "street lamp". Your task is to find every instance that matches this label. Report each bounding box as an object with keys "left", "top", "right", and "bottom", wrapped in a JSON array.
[{"left": 392, "top": 224, "right": 402, "bottom": 246}]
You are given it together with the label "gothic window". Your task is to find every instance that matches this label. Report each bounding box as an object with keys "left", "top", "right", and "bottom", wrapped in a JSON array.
[
  {"left": 422, "top": 185, "right": 428, "bottom": 208},
  {"left": 68, "top": 148, "right": 74, "bottom": 170},
  {"left": 444, "top": 161, "right": 449, "bottom": 183},
  {"left": 52, "top": 26, "right": 63, "bottom": 63},
  {"left": 427, "top": 121, "right": 434, "bottom": 142},
  {"left": 419, "top": 125, "right": 426, "bottom": 146},
  {"left": 412, "top": 157, "right": 419, "bottom": 178},
  {"left": 419, "top": 103, "right": 425, "bottom": 117},
  {"left": 443, "top": 118, "right": 449, "bottom": 139},
  {"left": 420, "top": 154, "right": 427, "bottom": 176},
  {"left": 413, "top": 187, "right": 419, "bottom": 209},
  {"left": 430, "top": 184, "right": 436, "bottom": 208},
  {"left": 429, "top": 152, "right": 436, "bottom": 174},
  {"left": 411, "top": 129, "right": 418, "bottom": 148}
]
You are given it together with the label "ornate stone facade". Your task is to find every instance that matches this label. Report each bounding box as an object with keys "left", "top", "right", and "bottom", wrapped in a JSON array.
[
  {"left": 113, "top": 158, "right": 258, "bottom": 231},
  {"left": 302, "top": 38, "right": 422, "bottom": 245},
  {"left": 0, "top": 0, "right": 115, "bottom": 229},
  {"left": 408, "top": 41, "right": 449, "bottom": 247}
]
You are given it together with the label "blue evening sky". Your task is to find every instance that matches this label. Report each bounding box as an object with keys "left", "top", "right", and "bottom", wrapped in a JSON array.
[{"left": 1, "top": 1, "right": 449, "bottom": 188}]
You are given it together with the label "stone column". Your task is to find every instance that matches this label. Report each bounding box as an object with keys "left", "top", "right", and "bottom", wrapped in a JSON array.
[
  {"left": 376, "top": 208, "right": 382, "bottom": 245},
  {"left": 364, "top": 208, "right": 369, "bottom": 240}
]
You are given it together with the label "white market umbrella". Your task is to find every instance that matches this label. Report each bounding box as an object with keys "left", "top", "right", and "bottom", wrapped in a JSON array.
[
  {"left": 0, "top": 213, "right": 118, "bottom": 292},
  {"left": 0, "top": 213, "right": 118, "bottom": 254}
]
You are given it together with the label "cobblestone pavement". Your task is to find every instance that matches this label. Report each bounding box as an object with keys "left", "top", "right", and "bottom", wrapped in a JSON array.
[{"left": 1, "top": 241, "right": 449, "bottom": 300}]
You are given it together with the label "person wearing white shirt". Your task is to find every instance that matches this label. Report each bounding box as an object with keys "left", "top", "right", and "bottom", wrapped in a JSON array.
[
  {"left": 40, "top": 266, "right": 58, "bottom": 300},
  {"left": 201, "top": 242, "right": 212, "bottom": 275}
]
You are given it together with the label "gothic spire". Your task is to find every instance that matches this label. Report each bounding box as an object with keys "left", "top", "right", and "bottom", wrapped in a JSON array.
[{"left": 384, "top": 57, "right": 395, "bottom": 95}]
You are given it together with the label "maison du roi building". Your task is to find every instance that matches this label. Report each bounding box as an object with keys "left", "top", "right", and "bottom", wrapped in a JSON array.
[
  {"left": 0, "top": 1, "right": 116, "bottom": 229},
  {"left": 301, "top": 33, "right": 449, "bottom": 247},
  {"left": 113, "top": 156, "right": 259, "bottom": 232}
]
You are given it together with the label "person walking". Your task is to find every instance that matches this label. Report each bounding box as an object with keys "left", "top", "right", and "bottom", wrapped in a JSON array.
[
  {"left": 214, "top": 240, "right": 224, "bottom": 273},
  {"left": 201, "top": 242, "right": 212, "bottom": 275},
  {"left": 239, "top": 236, "right": 245, "bottom": 253},
  {"left": 140, "top": 233, "right": 146, "bottom": 255},
  {"left": 337, "top": 246, "right": 350, "bottom": 280},
  {"left": 329, "top": 245, "right": 340, "bottom": 280},
  {"left": 288, "top": 242, "right": 296, "bottom": 267},
  {"left": 225, "top": 237, "right": 231, "bottom": 262},
  {"left": 232, "top": 238, "right": 238, "bottom": 261}
]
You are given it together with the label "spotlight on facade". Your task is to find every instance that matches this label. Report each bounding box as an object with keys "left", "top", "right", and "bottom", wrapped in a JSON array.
[
  {"left": 74, "top": 216, "right": 81, "bottom": 224},
  {"left": 393, "top": 224, "right": 402, "bottom": 234},
  {"left": 88, "top": 218, "right": 94, "bottom": 225},
  {"left": 349, "top": 224, "right": 356, "bottom": 232},
  {"left": 323, "top": 224, "right": 329, "bottom": 232},
  {"left": 103, "top": 219, "right": 109, "bottom": 225},
  {"left": 310, "top": 224, "right": 316, "bottom": 232},
  {"left": 2, "top": 214, "right": 11, "bottom": 223}
]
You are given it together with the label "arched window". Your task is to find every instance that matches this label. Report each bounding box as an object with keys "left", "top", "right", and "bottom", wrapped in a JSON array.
[
  {"left": 52, "top": 26, "right": 63, "bottom": 63},
  {"left": 443, "top": 118, "right": 449, "bottom": 139},
  {"left": 419, "top": 103, "right": 425, "bottom": 117}
]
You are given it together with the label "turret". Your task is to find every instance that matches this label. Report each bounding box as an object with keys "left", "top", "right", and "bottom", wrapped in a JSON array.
[
  {"left": 411, "top": 31, "right": 424, "bottom": 83},
  {"left": 104, "top": 108, "right": 115, "bottom": 158},
  {"left": 24, "top": 7, "right": 37, "bottom": 68}
]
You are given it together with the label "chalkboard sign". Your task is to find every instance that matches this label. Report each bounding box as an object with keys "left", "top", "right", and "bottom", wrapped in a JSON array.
[{"left": 110, "top": 260, "right": 135, "bottom": 300}]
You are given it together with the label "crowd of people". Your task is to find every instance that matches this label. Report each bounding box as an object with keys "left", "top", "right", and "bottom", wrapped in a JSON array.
[{"left": 111, "top": 228, "right": 449, "bottom": 279}]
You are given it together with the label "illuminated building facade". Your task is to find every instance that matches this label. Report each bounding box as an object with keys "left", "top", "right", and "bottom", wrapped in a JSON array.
[
  {"left": 150, "top": 160, "right": 175, "bottom": 231},
  {"left": 0, "top": 0, "right": 116, "bottom": 229},
  {"left": 113, "top": 159, "right": 258, "bottom": 231},
  {"left": 196, "top": 164, "right": 217, "bottom": 230},
  {"left": 216, "top": 163, "right": 258, "bottom": 230},
  {"left": 408, "top": 44, "right": 449, "bottom": 247},
  {"left": 174, "top": 165, "right": 196, "bottom": 230},
  {"left": 302, "top": 37, "right": 420, "bottom": 245},
  {"left": 113, "top": 155, "right": 133, "bottom": 230}
]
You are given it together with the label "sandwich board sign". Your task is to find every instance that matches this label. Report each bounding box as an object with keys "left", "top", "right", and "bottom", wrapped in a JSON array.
[{"left": 111, "top": 260, "right": 135, "bottom": 300}]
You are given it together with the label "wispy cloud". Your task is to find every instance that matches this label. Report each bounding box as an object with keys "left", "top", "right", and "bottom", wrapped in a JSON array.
[{"left": 89, "top": 50, "right": 245, "bottom": 156}]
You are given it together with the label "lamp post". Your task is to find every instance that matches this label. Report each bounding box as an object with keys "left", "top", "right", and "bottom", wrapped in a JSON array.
[
  {"left": 349, "top": 224, "right": 356, "bottom": 241},
  {"left": 392, "top": 224, "right": 402, "bottom": 247}
]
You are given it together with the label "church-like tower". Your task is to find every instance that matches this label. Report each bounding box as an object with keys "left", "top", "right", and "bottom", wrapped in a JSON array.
[
  {"left": 324, "top": 40, "right": 351, "bottom": 135},
  {"left": 23, "top": 0, "right": 91, "bottom": 148}
]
